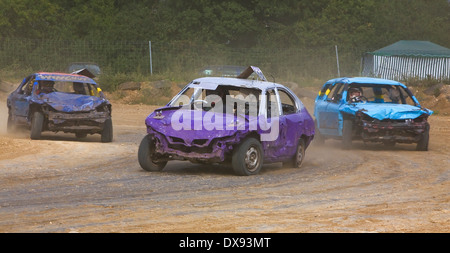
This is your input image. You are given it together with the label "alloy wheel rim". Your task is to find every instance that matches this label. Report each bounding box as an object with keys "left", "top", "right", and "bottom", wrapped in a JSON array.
[
  {"left": 245, "top": 146, "right": 260, "bottom": 172},
  {"left": 296, "top": 145, "right": 304, "bottom": 167}
]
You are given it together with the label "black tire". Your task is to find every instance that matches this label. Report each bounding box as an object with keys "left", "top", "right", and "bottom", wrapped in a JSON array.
[
  {"left": 232, "top": 137, "right": 263, "bottom": 176},
  {"left": 283, "top": 138, "right": 306, "bottom": 168},
  {"left": 30, "top": 111, "right": 44, "bottom": 140},
  {"left": 416, "top": 123, "right": 430, "bottom": 151},
  {"left": 342, "top": 119, "right": 353, "bottom": 149},
  {"left": 138, "top": 135, "right": 167, "bottom": 171},
  {"left": 101, "top": 118, "right": 113, "bottom": 143}
]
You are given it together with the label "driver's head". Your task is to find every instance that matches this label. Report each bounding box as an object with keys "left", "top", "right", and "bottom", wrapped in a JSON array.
[
  {"left": 348, "top": 87, "right": 361, "bottom": 98},
  {"left": 39, "top": 80, "right": 55, "bottom": 93}
]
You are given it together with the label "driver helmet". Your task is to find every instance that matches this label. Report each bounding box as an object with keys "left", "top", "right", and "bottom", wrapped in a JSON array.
[{"left": 348, "top": 87, "right": 362, "bottom": 97}]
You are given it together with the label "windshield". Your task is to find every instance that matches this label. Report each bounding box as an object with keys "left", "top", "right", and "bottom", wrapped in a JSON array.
[
  {"left": 33, "top": 80, "right": 101, "bottom": 97},
  {"left": 169, "top": 85, "right": 261, "bottom": 115},
  {"left": 346, "top": 84, "right": 418, "bottom": 106}
]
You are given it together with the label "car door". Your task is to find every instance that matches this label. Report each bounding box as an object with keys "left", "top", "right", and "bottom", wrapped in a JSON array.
[
  {"left": 261, "top": 88, "right": 300, "bottom": 160},
  {"left": 261, "top": 88, "right": 284, "bottom": 159},
  {"left": 11, "top": 75, "right": 34, "bottom": 123},
  {"left": 276, "top": 88, "right": 302, "bottom": 158},
  {"left": 317, "top": 82, "right": 346, "bottom": 136}
]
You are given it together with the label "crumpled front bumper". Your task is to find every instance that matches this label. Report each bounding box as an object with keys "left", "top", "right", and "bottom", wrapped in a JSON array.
[
  {"left": 47, "top": 110, "right": 110, "bottom": 133},
  {"left": 148, "top": 128, "right": 244, "bottom": 163},
  {"left": 360, "top": 117, "right": 428, "bottom": 143}
]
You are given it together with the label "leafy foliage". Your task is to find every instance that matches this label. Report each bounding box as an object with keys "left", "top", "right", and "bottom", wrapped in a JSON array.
[
  {"left": 0, "top": 0, "right": 449, "bottom": 89},
  {"left": 0, "top": 0, "right": 448, "bottom": 49}
]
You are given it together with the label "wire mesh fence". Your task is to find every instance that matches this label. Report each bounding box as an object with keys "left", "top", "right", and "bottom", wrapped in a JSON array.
[{"left": 0, "top": 39, "right": 366, "bottom": 82}]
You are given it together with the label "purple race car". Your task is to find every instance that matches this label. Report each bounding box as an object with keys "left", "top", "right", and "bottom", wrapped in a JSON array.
[
  {"left": 6, "top": 72, "right": 113, "bottom": 142},
  {"left": 138, "top": 66, "right": 315, "bottom": 175}
]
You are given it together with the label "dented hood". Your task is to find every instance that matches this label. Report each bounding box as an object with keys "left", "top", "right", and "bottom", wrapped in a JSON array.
[
  {"left": 145, "top": 107, "right": 256, "bottom": 141},
  {"left": 37, "top": 92, "right": 107, "bottom": 112},
  {"left": 341, "top": 103, "right": 433, "bottom": 120}
]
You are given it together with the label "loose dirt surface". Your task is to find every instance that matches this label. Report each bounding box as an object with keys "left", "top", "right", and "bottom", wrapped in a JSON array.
[{"left": 0, "top": 96, "right": 449, "bottom": 233}]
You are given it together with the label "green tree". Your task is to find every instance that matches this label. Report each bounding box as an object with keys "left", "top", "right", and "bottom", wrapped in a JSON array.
[
  {"left": 1, "top": 0, "right": 449, "bottom": 49},
  {"left": 155, "top": 0, "right": 259, "bottom": 46},
  {"left": 0, "top": 0, "right": 61, "bottom": 39},
  {"left": 52, "top": 0, "right": 117, "bottom": 40}
]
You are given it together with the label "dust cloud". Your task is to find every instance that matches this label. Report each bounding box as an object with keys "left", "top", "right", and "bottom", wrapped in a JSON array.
[{"left": 0, "top": 99, "right": 8, "bottom": 134}]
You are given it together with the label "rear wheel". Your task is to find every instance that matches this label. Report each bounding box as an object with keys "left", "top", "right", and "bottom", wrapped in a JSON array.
[
  {"left": 342, "top": 119, "right": 353, "bottom": 149},
  {"left": 138, "top": 135, "right": 167, "bottom": 171},
  {"left": 283, "top": 138, "right": 306, "bottom": 168},
  {"left": 232, "top": 137, "right": 263, "bottom": 176},
  {"left": 30, "top": 111, "right": 44, "bottom": 140}
]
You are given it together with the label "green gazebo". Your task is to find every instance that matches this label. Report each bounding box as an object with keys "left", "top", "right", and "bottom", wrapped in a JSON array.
[{"left": 362, "top": 40, "right": 450, "bottom": 80}]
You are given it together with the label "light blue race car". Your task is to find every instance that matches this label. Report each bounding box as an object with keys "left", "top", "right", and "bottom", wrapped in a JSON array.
[{"left": 314, "top": 77, "right": 432, "bottom": 150}]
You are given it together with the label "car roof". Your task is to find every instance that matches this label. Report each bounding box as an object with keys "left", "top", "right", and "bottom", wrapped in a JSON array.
[
  {"left": 189, "top": 76, "right": 285, "bottom": 91},
  {"left": 34, "top": 72, "right": 97, "bottom": 84},
  {"left": 324, "top": 77, "right": 406, "bottom": 87}
]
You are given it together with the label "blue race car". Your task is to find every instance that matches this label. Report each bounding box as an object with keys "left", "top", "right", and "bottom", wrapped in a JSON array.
[
  {"left": 314, "top": 77, "right": 432, "bottom": 150},
  {"left": 7, "top": 72, "right": 113, "bottom": 142}
]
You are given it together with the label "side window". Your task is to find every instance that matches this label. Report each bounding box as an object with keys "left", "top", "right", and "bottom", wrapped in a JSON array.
[
  {"left": 318, "top": 83, "right": 332, "bottom": 98},
  {"left": 19, "top": 77, "right": 34, "bottom": 96},
  {"left": 399, "top": 87, "right": 417, "bottom": 106},
  {"left": 266, "top": 89, "right": 280, "bottom": 118},
  {"left": 278, "top": 89, "right": 297, "bottom": 115},
  {"left": 329, "top": 83, "right": 344, "bottom": 103}
]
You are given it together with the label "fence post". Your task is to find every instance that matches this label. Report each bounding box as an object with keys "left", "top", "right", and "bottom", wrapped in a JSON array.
[
  {"left": 149, "top": 41, "right": 153, "bottom": 75},
  {"left": 335, "top": 45, "right": 340, "bottom": 77}
]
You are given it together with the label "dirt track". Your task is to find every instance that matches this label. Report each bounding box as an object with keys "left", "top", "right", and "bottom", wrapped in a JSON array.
[{"left": 0, "top": 99, "right": 449, "bottom": 233}]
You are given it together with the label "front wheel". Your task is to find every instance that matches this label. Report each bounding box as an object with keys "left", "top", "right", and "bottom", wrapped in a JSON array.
[
  {"left": 342, "top": 119, "right": 353, "bottom": 149},
  {"left": 138, "top": 135, "right": 167, "bottom": 171},
  {"left": 416, "top": 123, "right": 430, "bottom": 151},
  {"left": 30, "top": 111, "right": 44, "bottom": 140},
  {"left": 232, "top": 137, "right": 263, "bottom": 176},
  {"left": 101, "top": 118, "right": 113, "bottom": 143},
  {"left": 7, "top": 110, "right": 15, "bottom": 133}
]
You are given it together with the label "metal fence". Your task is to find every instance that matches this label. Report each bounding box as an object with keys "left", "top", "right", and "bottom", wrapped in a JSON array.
[
  {"left": 362, "top": 54, "right": 450, "bottom": 81},
  {"left": 0, "top": 39, "right": 365, "bottom": 81}
]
